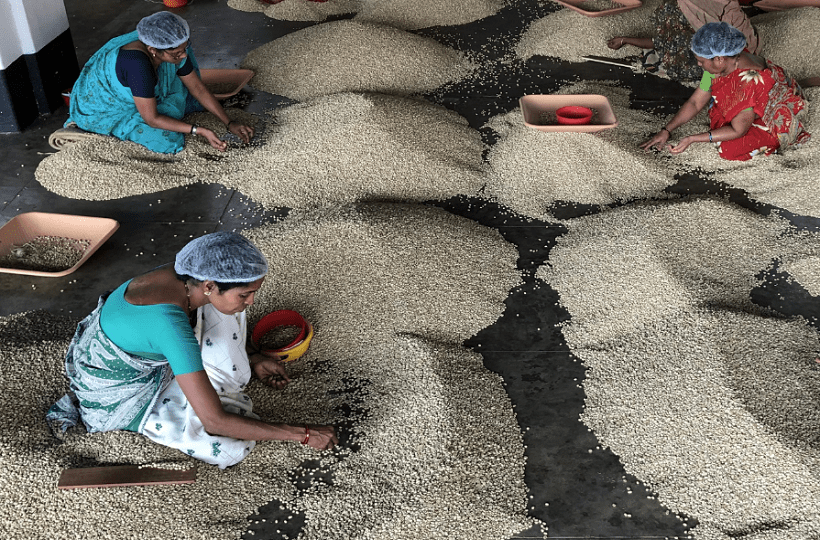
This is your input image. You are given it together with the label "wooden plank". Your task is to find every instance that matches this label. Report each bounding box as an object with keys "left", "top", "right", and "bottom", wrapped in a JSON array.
[{"left": 57, "top": 465, "right": 197, "bottom": 489}]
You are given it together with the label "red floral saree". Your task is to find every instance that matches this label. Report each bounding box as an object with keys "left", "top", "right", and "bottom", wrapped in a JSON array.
[{"left": 708, "top": 59, "right": 810, "bottom": 161}]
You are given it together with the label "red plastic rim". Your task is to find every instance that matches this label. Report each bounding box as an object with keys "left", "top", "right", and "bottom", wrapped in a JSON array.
[
  {"left": 556, "top": 105, "right": 593, "bottom": 125},
  {"left": 251, "top": 310, "right": 309, "bottom": 353}
]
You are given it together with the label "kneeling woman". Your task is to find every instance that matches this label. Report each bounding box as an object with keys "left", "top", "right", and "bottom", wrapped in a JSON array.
[
  {"left": 641, "top": 22, "right": 810, "bottom": 161},
  {"left": 67, "top": 11, "right": 254, "bottom": 154},
  {"left": 50, "top": 232, "right": 337, "bottom": 468}
]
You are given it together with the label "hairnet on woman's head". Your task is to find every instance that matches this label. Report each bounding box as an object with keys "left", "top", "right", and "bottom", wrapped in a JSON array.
[
  {"left": 137, "top": 11, "right": 190, "bottom": 49},
  {"left": 175, "top": 232, "right": 268, "bottom": 283},
  {"left": 691, "top": 22, "right": 746, "bottom": 59}
]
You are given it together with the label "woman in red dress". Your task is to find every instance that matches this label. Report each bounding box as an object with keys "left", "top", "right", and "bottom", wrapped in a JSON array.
[{"left": 641, "top": 22, "right": 810, "bottom": 161}]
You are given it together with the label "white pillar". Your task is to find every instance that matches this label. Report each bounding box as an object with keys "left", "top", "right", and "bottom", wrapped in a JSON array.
[
  {"left": 11, "top": 0, "right": 70, "bottom": 56},
  {"left": 0, "top": 0, "right": 77, "bottom": 132}
]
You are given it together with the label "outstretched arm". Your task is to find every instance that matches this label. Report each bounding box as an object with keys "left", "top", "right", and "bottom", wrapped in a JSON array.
[
  {"left": 175, "top": 370, "right": 338, "bottom": 449},
  {"left": 131, "top": 93, "right": 229, "bottom": 152},
  {"left": 131, "top": 94, "right": 210, "bottom": 138},
  {"left": 181, "top": 71, "right": 255, "bottom": 144},
  {"left": 607, "top": 36, "right": 654, "bottom": 50},
  {"left": 640, "top": 87, "right": 712, "bottom": 152},
  {"left": 668, "top": 107, "right": 754, "bottom": 155}
]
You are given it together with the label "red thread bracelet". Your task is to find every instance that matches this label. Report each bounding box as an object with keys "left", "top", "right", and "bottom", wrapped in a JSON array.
[{"left": 301, "top": 426, "right": 310, "bottom": 445}]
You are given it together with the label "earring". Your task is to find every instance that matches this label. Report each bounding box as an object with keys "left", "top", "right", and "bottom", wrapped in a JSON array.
[{"left": 204, "top": 291, "right": 211, "bottom": 296}]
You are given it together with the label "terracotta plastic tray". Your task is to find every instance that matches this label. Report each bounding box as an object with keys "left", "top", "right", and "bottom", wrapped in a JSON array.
[
  {"left": 0, "top": 212, "right": 119, "bottom": 277},
  {"left": 553, "top": 0, "right": 641, "bottom": 17},
  {"left": 520, "top": 94, "right": 618, "bottom": 133},
  {"left": 753, "top": 0, "right": 818, "bottom": 10},
  {"left": 200, "top": 69, "right": 255, "bottom": 99}
]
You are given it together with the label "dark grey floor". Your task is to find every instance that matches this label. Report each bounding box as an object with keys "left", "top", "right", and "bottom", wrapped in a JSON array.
[{"left": 1, "top": 1, "right": 814, "bottom": 539}]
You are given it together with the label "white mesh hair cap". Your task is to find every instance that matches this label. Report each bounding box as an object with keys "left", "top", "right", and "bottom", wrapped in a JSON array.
[
  {"left": 690, "top": 22, "right": 746, "bottom": 59},
  {"left": 137, "top": 11, "right": 190, "bottom": 50},
  {"left": 174, "top": 232, "right": 268, "bottom": 283}
]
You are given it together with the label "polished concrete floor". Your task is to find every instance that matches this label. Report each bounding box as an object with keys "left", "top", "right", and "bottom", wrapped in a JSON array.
[{"left": 0, "top": 1, "right": 814, "bottom": 539}]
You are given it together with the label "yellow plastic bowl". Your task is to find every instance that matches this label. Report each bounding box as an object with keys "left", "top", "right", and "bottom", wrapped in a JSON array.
[
  {"left": 251, "top": 310, "right": 314, "bottom": 362},
  {"left": 275, "top": 322, "right": 313, "bottom": 362}
]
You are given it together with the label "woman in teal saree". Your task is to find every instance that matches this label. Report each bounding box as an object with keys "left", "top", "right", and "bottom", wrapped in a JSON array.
[{"left": 66, "top": 11, "right": 254, "bottom": 154}]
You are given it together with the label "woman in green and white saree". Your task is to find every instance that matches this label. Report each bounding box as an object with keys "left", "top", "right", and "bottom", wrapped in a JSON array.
[{"left": 49, "top": 232, "right": 337, "bottom": 468}]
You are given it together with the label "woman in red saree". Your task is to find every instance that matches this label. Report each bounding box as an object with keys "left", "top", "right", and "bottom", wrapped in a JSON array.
[{"left": 641, "top": 22, "right": 810, "bottom": 161}]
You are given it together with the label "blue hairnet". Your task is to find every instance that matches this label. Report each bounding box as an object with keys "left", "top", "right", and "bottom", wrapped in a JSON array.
[
  {"left": 137, "top": 11, "right": 190, "bottom": 50},
  {"left": 175, "top": 232, "right": 268, "bottom": 284},
  {"left": 691, "top": 22, "right": 746, "bottom": 59}
]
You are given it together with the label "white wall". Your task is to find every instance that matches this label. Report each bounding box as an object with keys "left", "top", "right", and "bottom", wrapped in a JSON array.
[
  {"left": 0, "top": 0, "right": 70, "bottom": 70},
  {"left": 0, "top": 1, "right": 23, "bottom": 70}
]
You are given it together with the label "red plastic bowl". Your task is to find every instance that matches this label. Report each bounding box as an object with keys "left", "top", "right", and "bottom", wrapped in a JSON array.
[
  {"left": 556, "top": 105, "right": 593, "bottom": 125},
  {"left": 251, "top": 310, "right": 312, "bottom": 361}
]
